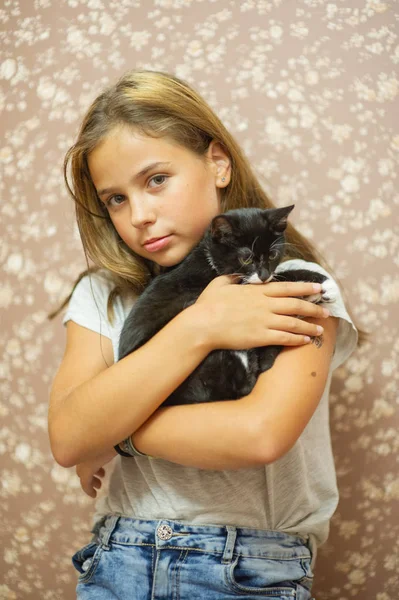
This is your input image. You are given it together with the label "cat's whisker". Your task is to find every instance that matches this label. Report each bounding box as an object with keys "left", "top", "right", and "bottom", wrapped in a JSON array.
[
  {"left": 281, "top": 242, "right": 302, "bottom": 251},
  {"left": 250, "top": 236, "right": 259, "bottom": 254},
  {"left": 270, "top": 243, "right": 286, "bottom": 254},
  {"left": 269, "top": 239, "right": 281, "bottom": 250}
]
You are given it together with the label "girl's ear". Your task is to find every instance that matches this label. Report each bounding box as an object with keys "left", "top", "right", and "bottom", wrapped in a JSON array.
[{"left": 206, "top": 140, "right": 231, "bottom": 183}]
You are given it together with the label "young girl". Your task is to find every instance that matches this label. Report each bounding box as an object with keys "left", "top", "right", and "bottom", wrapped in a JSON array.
[{"left": 48, "top": 69, "right": 364, "bottom": 599}]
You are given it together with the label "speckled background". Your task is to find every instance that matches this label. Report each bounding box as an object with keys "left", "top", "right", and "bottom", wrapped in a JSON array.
[{"left": 1, "top": 1, "right": 398, "bottom": 598}]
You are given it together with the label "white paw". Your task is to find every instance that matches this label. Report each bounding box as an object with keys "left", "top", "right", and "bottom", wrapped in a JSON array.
[
  {"left": 305, "top": 292, "right": 323, "bottom": 303},
  {"left": 320, "top": 278, "right": 338, "bottom": 303},
  {"left": 304, "top": 278, "right": 338, "bottom": 305}
]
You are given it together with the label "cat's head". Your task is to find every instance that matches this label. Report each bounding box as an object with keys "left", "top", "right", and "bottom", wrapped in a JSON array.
[{"left": 205, "top": 205, "right": 294, "bottom": 283}]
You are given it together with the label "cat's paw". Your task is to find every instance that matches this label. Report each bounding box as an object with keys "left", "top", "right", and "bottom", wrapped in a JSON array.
[
  {"left": 319, "top": 278, "right": 338, "bottom": 303},
  {"left": 304, "top": 278, "right": 338, "bottom": 304}
]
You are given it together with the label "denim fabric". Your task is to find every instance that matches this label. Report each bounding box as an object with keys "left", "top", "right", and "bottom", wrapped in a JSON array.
[{"left": 72, "top": 515, "right": 315, "bottom": 599}]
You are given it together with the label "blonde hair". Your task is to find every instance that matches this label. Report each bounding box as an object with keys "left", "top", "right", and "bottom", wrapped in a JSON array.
[{"left": 48, "top": 69, "right": 368, "bottom": 346}]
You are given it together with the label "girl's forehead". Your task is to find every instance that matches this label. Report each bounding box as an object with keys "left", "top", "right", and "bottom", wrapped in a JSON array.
[
  {"left": 88, "top": 127, "right": 205, "bottom": 188},
  {"left": 89, "top": 128, "right": 202, "bottom": 177},
  {"left": 102, "top": 126, "right": 182, "bottom": 154}
]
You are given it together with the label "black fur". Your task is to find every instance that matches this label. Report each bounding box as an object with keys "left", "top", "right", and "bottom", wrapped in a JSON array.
[{"left": 118, "top": 205, "right": 329, "bottom": 406}]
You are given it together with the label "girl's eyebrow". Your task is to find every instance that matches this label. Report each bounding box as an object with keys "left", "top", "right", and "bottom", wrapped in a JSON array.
[{"left": 97, "top": 161, "right": 172, "bottom": 198}]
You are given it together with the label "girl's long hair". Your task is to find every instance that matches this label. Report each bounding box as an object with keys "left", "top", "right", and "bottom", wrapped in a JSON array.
[{"left": 48, "top": 69, "right": 367, "bottom": 345}]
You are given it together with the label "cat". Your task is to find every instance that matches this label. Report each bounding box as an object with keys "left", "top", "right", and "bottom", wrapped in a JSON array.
[{"left": 118, "top": 204, "right": 335, "bottom": 406}]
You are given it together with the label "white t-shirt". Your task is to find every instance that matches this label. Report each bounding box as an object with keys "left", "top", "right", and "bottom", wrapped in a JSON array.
[{"left": 62, "top": 259, "right": 358, "bottom": 563}]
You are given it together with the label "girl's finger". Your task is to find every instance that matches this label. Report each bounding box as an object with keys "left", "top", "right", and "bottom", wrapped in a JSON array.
[
  {"left": 269, "top": 297, "right": 329, "bottom": 319},
  {"left": 262, "top": 281, "right": 323, "bottom": 297},
  {"left": 271, "top": 316, "right": 324, "bottom": 337},
  {"left": 266, "top": 330, "right": 314, "bottom": 346}
]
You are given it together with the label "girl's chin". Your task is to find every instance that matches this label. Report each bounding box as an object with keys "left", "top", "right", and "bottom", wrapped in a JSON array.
[{"left": 150, "top": 244, "right": 193, "bottom": 267}]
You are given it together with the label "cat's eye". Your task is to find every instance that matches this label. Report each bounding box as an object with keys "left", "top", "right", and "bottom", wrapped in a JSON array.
[
  {"left": 239, "top": 256, "right": 253, "bottom": 266},
  {"left": 269, "top": 249, "right": 279, "bottom": 260}
]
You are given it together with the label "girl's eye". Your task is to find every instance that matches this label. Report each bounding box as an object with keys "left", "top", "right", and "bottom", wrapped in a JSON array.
[
  {"left": 105, "top": 175, "right": 168, "bottom": 208},
  {"left": 148, "top": 174, "right": 168, "bottom": 188},
  {"left": 106, "top": 194, "right": 125, "bottom": 208}
]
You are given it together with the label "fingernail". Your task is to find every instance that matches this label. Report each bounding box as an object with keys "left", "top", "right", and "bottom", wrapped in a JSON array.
[
  {"left": 313, "top": 284, "right": 322, "bottom": 291},
  {"left": 322, "top": 309, "right": 330, "bottom": 317},
  {"left": 317, "top": 326, "right": 324, "bottom": 333}
]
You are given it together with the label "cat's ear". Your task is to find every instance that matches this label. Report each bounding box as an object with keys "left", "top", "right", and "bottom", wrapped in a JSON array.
[
  {"left": 268, "top": 204, "right": 295, "bottom": 234},
  {"left": 210, "top": 215, "right": 234, "bottom": 242}
]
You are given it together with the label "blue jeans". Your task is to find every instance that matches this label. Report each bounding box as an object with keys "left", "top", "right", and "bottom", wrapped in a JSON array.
[{"left": 72, "top": 515, "right": 315, "bottom": 599}]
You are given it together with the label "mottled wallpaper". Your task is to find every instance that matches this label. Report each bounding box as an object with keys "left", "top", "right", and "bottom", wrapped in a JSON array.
[{"left": 1, "top": 0, "right": 398, "bottom": 598}]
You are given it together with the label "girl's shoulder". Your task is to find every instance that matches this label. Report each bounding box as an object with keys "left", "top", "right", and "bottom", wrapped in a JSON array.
[
  {"left": 275, "top": 258, "right": 359, "bottom": 370},
  {"left": 61, "top": 268, "right": 136, "bottom": 334},
  {"left": 65, "top": 268, "right": 115, "bottom": 309}
]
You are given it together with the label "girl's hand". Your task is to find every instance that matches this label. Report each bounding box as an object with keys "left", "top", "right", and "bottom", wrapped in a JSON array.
[
  {"left": 195, "top": 275, "right": 329, "bottom": 351},
  {"left": 76, "top": 447, "right": 117, "bottom": 498}
]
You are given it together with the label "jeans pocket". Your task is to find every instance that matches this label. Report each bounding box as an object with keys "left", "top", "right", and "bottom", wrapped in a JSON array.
[
  {"left": 224, "top": 553, "right": 307, "bottom": 596},
  {"left": 71, "top": 540, "right": 104, "bottom": 584}
]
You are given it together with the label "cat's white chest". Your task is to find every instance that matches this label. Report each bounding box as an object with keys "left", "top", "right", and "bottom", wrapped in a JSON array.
[{"left": 246, "top": 273, "right": 263, "bottom": 284}]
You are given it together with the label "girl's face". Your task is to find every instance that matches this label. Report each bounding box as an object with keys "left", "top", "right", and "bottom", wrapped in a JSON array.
[{"left": 88, "top": 126, "right": 231, "bottom": 267}]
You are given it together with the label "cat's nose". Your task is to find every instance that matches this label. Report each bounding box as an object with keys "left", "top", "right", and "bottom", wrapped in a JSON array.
[{"left": 259, "top": 268, "right": 270, "bottom": 282}]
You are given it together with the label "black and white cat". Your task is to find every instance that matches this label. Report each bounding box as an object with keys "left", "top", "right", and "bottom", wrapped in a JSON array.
[{"left": 118, "top": 204, "right": 335, "bottom": 406}]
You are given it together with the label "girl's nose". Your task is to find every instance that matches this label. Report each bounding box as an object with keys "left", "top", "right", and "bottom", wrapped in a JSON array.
[{"left": 130, "top": 198, "right": 156, "bottom": 229}]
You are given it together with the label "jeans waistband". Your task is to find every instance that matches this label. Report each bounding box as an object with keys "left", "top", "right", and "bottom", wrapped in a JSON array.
[{"left": 91, "top": 515, "right": 315, "bottom": 567}]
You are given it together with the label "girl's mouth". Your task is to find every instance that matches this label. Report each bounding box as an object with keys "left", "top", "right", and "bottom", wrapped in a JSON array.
[{"left": 143, "top": 235, "right": 172, "bottom": 252}]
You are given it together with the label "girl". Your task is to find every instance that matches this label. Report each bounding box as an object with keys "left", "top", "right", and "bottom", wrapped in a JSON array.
[{"left": 48, "top": 69, "right": 364, "bottom": 599}]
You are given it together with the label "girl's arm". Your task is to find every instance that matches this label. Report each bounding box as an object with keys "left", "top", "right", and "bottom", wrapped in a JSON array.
[
  {"left": 131, "top": 316, "right": 338, "bottom": 470},
  {"left": 49, "top": 279, "right": 327, "bottom": 468},
  {"left": 75, "top": 316, "right": 336, "bottom": 497},
  {"left": 49, "top": 305, "right": 212, "bottom": 468}
]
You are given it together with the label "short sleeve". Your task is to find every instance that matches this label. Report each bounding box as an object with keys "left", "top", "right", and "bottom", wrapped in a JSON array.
[
  {"left": 62, "top": 271, "right": 114, "bottom": 340},
  {"left": 275, "top": 259, "right": 358, "bottom": 371}
]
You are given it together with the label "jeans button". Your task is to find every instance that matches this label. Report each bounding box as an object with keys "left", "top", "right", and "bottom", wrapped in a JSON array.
[{"left": 157, "top": 524, "right": 173, "bottom": 540}]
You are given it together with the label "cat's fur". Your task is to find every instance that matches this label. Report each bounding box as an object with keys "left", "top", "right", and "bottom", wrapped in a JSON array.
[{"left": 118, "top": 204, "right": 335, "bottom": 406}]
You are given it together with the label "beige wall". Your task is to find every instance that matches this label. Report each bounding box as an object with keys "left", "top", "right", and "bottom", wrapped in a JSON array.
[{"left": 1, "top": 1, "right": 398, "bottom": 598}]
